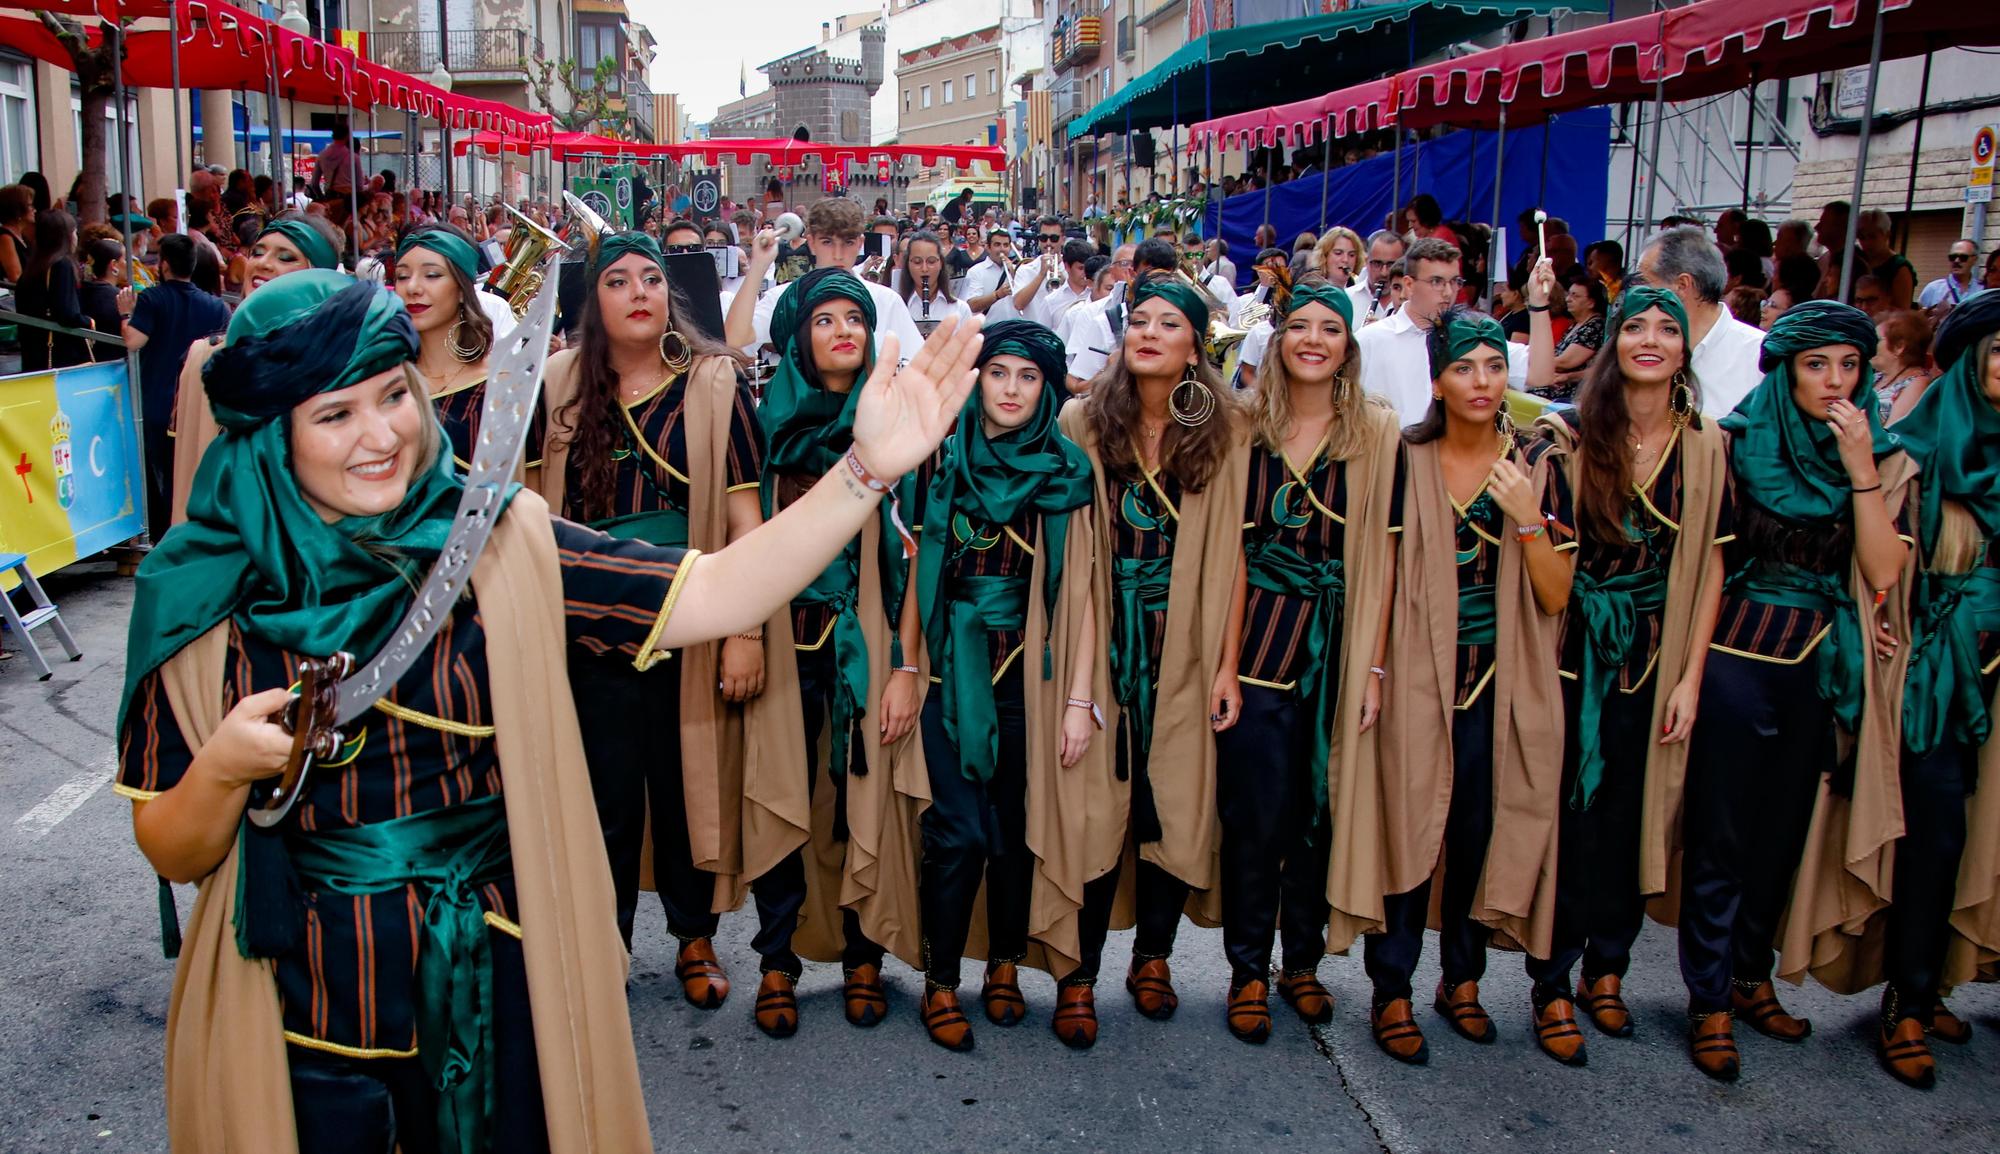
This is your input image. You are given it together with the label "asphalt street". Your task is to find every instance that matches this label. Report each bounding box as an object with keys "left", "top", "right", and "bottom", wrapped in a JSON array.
[{"left": 3, "top": 562, "right": 1997, "bottom": 1153}]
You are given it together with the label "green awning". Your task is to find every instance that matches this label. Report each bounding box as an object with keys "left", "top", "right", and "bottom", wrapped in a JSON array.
[{"left": 1067, "top": 1, "right": 1598, "bottom": 142}]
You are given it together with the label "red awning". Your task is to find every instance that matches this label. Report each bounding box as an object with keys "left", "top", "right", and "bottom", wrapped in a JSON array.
[
  {"left": 1188, "top": 0, "right": 1995, "bottom": 150},
  {"left": 466, "top": 133, "right": 1010, "bottom": 171}
]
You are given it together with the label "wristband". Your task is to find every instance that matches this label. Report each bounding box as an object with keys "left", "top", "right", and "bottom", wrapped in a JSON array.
[
  {"left": 844, "top": 445, "right": 918, "bottom": 558},
  {"left": 1516, "top": 521, "right": 1547, "bottom": 541},
  {"left": 734, "top": 632, "right": 764, "bottom": 642},
  {"left": 1368, "top": 666, "right": 1388, "bottom": 680},
  {"left": 1527, "top": 303, "right": 1551, "bottom": 313},
  {"left": 1066, "top": 697, "right": 1106, "bottom": 729},
  {"left": 1849, "top": 481, "right": 1882, "bottom": 494},
  {"left": 893, "top": 664, "right": 920, "bottom": 675}
]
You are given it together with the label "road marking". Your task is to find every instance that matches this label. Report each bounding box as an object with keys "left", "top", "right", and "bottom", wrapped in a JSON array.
[{"left": 13, "top": 752, "right": 114, "bottom": 838}]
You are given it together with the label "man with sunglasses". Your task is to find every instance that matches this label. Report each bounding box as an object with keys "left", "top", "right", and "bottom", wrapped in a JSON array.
[
  {"left": 1357, "top": 237, "right": 1526, "bottom": 424},
  {"left": 1918, "top": 239, "right": 1980, "bottom": 309},
  {"left": 1004, "top": 216, "right": 1072, "bottom": 318}
]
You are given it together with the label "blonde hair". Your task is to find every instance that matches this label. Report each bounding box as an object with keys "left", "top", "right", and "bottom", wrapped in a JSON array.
[
  {"left": 1247, "top": 304, "right": 1370, "bottom": 461},
  {"left": 1313, "top": 227, "right": 1365, "bottom": 277},
  {"left": 1929, "top": 500, "right": 1984, "bottom": 575}
]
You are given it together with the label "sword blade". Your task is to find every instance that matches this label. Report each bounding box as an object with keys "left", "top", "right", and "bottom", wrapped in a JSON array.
[{"left": 332, "top": 277, "right": 560, "bottom": 725}]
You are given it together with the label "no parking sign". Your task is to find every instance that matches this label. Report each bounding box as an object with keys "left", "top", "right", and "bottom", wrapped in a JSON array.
[{"left": 1968, "top": 125, "right": 1996, "bottom": 204}]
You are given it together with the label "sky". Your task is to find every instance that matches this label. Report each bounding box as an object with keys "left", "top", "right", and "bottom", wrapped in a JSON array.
[{"left": 629, "top": 0, "right": 875, "bottom": 126}]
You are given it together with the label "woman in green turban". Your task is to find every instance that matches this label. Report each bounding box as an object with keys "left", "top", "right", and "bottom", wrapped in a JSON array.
[
  {"left": 115, "top": 268, "right": 985, "bottom": 1152},
  {"left": 1677, "top": 299, "right": 1910, "bottom": 1083},
  {"left": 1216, "top": 275, "right": 1400, "bottom": 1046},
  {"left": 1054, "top": 272, "right": 1249, "bottom": 1047},
  {"left": 1368, "top": 306, "right": 1578, "bottom": 1066},
  {"left": 532, "top": 228, "right": 773, "bottom": 1016},
  {"left": 1521, "top": 267, "right": 1732, "bottom": 1069},
  {"left": 393, "top": 223, "right": 513, "bottom": 471},
  {"left": 909, "top": 318, "right": 1094, "bottom": 1051}
]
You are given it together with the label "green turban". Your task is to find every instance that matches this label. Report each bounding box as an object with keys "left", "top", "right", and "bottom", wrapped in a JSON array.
[
  {"left": 588, "top": 230, "right": 665, "bottom": 280},
  {"left": 396, "top": 225, "right": 482, "bottom": 281},
  {"left": 1427, "top": 310, "right": 1508, "bottom": 381},
  {"left": 1132, "top": 274, "right": 1210, "bottom": 336},
  {"left": 761, "top": 268, "right": 877, "bottom": 478},
  {"left": 204, "top": 271, "right": 421, "bottom": 431},
  {"left": 1893, "top": 289, "right": 2000, "bottom": 542},
  {"left": 978, "top": 317, "right": 1067, "bottom": 383},
  {"left": 258, "top": 217, "right": 340, "bottom": 272},
  {"left": 1609, "top": 284, "right": 1688, "bottom": 335},
  {"left": 1281, "top": 280, "right": 1354, "bottom": 329}
]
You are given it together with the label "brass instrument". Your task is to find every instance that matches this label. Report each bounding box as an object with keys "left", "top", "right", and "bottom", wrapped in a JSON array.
[
  {"left": 486, "top": 205, "right": 567, "bottom": 318},
  {"left": 1045, "top": 252, "right": 1062, "bottom": 291},
  {"left": 561, "top": 189, "right": 612, "bottom": 272}
]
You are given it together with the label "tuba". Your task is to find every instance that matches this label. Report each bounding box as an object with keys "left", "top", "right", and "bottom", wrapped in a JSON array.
[
  {"left": 485, "top": 204, "right": 568, "bottom": 318},
  {"left": 560, "top": 189, "right": 612, "bottom": 271}
]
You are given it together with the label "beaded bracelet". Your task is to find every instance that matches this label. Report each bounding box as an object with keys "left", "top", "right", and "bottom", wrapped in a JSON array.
[
  {"left": 844, "top": 445, "right": 917, "bottom": 558},
  {"left": 1066, "top": 697, "right": 1105, "bottom": 729}
]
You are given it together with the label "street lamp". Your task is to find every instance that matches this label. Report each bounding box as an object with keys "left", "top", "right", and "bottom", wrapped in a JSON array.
[
  {"left": 277, "top": 0, "right": 310, "bottom": 36},
  {"left": 430, "top": 62, "right": 454, "bottom": 93}
]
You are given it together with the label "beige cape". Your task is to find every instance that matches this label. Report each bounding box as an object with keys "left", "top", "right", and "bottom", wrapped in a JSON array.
[
  {"left": 150, "top": 491, "right": 650, "bottom": 1152},
  {"left": 1379, "top": 435, "right": 1568, "bottom": 956},
  {"left": 167, "top": 338, "right": 222, "bottom": 525},
  {"left": 534, "top": 351, "right": 811, "bottom": 911}
]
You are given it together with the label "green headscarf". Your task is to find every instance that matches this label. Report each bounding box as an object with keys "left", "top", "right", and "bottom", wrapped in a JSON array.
[
  {"left": 1893, "top": 289, "right": 2000, "bottom": 544},
  {"left": 588, "top": 230, "right": 665, "bottom": 279},
  {"left": 1281, "top": 279, "right": 1355, "bottom": 328},
  {"left": 397, "top": 225, "right": 482, "bottom": 281},
  {"left": 1132, "top": 273, "right": 1209, "bottom": 336},
  {"left": 1719, "top": 300, "right": 1897, "bottom": 524},
  {"left": 1609, "top": 284, "right": 1688, "bottom": 337},
  {"left": 1426, "top": 310, "right": 1508, "bottom": 380},
  {"left": 917, "top": 320, "right": 1093, "bottom": 783},
  {"left": 259, "top": 217, "right": 340, "bottom": 272}
]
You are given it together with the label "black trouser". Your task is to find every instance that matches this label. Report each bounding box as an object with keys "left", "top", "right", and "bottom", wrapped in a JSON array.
[
  {"left": 1884, "top": 739, "right": 1976, "bottom": 1024},
  {"left": 748, "top": 643, "right": 884, "bottom": 976},
  {"left": 1526, "top": 677, "right": 1653, "bottom": 1000},
  {"left": 1216, "top": 682, "right": 1332, "bottom": 988},
  {"left": 918, "top": 667, "right": 1031, "bottom": 987},
  {"left": 1364, "top": 687, "right": 1497, "bottom": 1002},
  {"left": 568, "top": 650, "right": 718, "bottom": 951},
  {"left": 1676, "top": 651, "right": 1830, "bottom": 1012},
  {"left": 291, "top": 931, "right": 546, "bottom": 1154},
  {"left": 143, "top": 421, "right": 173, "bottom": 544}
]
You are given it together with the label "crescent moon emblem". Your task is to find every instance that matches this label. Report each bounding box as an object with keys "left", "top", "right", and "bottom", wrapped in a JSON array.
[
  {"left": 88, "top": 436, "right": 104, "bottom": 477},
  {"left": 1121, "top": 484, "right": 1165, "bottom": 532},
  {"left": 1270, "top": 480, "right": 1311, "bottom": 529}
]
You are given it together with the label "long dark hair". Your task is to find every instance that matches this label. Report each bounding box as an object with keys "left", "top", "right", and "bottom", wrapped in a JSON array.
[
  {"left": 1404, "top": 307, "right": 1504, "bottom": 446},
  {"left": 904, "top": 231, "right": 956, "bottom": 302},
  {"left": 401, "top": 224, "right": 492, "bottom": 361},
  {"left": 553, "top": 269, "right": 746, "bottom": 521},
  {"left": 1571, "top": 320, "right": 1700, "bottom": 541},
  {"left": 1084, "top": 286, "right": 1240, "bottom": 491},
  {"left": 20, "top": 207, "right": 76, "bottom": 288}
]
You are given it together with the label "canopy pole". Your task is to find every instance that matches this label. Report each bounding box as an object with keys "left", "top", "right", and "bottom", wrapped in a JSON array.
[
  {"left": 169, "top": 1, "right": 185, "bottom": 200},
  {"left": 1262, "top": 144, "right": 1272, "bottom": 230},
  {"left": 1639, "top": 76, "right": 1664, "bottom": 234},
  {"left": 1490, "top": 107, "right": 1506, "bottom": 229},
  {"left": 1538, "top": 111, "right": 1550, "bottom": 205},
  {"left": 1318, "top": 116, "right": 1331, "bottom": 232},
  {"left": 1621, "top": 102, "right": 1642, "bottom": 255},
  {"left": 1124, "top": 103, "right": 1132, "bottom": 217},
  {"left": 267, "top": 73, "right": 283, "bottom": 216},
  {"left": 1898, "top": 43, "right": 1934, "bottom": 255},
  {"left": 1200, "top": 20, "right": 1212, "bottom": 239},
  {"left": 112, "top": 19, "right": 144, "bottom": 533},
  {"left": 237, "top": 88, "right": 248, "bottom": 172},
  {"left": 1172, "top": 71, "right": 1181, "bottom": 203},
  {"left": 1837, "top": 0, "right": 1887, "bottom": 302}
]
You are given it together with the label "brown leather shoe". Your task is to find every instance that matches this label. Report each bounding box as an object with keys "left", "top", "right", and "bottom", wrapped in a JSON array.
[
  {"left": 1689, "top": 1012, "right": 1741, "bottom": 1082},
  {"left": 1880, "top": 1015, "right": 1938, "bottom": 1089},
  {"left": 1930, "top": 999, "right": 1972, "bottom": 1045},
  {"left": 1227, "top": 980, "right": 1272, "bottom": 1044},
  {"left": 674, "top": 938, "right": 730, "bottom": 1010},
  {"left": 982, "top": 961, "right": 1027, "bottom": 1027},
  {"left": 921, "top": 986, "right": 975, "bottom": 1052},
  {"left": 1370, "top": 998, "right": 1430, "bottom": 1065},
  {"left": 1578, "top": 973, "right": 1634, "bottom": 1038},
  {"left": 1732, "top": 979, "right": 1811, "bottom": 1042},
  {"left": 1126, "top": 958, "right": 1179, "bottom": 1021},
  {"left": 753, "top": 970, "right": 798, "bottom": 1039},
  {"left": 1433, "top": 979, "right": 1495, "bottom": 1043},
  {"left": 843, "top": 963, "right": 888, "bottom": 1028},
  {"left": 1277, "top": 971, "right": 1334, "bottom": 1025},
  {"left": 1532, "top": 996, "right": 1588, "bottom": 1067},
  {"left": 1052, "top": 983, "right": 1098, "bottom": 1050}
]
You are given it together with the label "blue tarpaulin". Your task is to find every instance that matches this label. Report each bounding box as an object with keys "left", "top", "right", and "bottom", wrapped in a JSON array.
[{"left": 1202, "top": 108, "right": 1610, "bottom": 290}]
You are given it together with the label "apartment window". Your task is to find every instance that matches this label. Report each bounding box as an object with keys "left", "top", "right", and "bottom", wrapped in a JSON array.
[
  {"left": 943, "top": 79, "right": 954, "bottom": 104},
  {"left": 576, "top": 23, "right": 623, "bottom": 92},
  {"left": 72, "top": 91, "right": 141, "bottom": 198},
  {"left": 0, "top": 56, "right": 35, "bottom": 186},
  {"left": 988, "top": 68, "right": 997, "bottom": 95},
  {"left": 921, "top": 85, "right": 932, "bottom": 108},
  {"left": 1101, "top": 67, "right": 1111, "bottom": 97},
  {"left": 904, "top": 89, "right": 911, "bottom": 113},
  {"left": 965, "top": 73, "right": 976, "bottom": 99}
]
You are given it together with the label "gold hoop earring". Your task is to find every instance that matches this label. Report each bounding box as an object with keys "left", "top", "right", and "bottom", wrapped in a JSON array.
[
  {"left": 659, "top": 329, "right": 693, "bottom": 375},
  {"left": 1170, "top": 364, "right": 1216, "bottom": 427},
  {"left": 1669, "top": 371, "right": 1694, "bottom": 430},
  {"left": 446, "top": 318, "right": 486, "bottom": 363}
]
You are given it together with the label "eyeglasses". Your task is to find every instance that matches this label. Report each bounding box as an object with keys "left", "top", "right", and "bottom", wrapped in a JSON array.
[
  {"left": 1417, "top": 276, "right": 1467, "bottom": 291},
  {"left": 1040, "top": 235, "right": 1064, "bottom": 245},
  {"left": 1948, "top": 252, "right": 1974, "bottom": 262},
  {"left": 662, "top": 243, "right": 705, "bottom": 255}
]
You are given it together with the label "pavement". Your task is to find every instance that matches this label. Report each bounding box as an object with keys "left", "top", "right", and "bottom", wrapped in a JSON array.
[{"left": 3, "top": 562, "right": 1998, "bottom": 1153}]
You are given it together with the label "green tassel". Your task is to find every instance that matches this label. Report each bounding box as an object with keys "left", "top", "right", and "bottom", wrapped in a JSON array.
[{"left": 156, "top": 877, "right": 182, "bottom": 959}]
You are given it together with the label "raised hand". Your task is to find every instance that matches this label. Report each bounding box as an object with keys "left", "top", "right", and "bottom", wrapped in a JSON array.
[
  {"left": 1825, "top": 397, "right": 1880, "bottom": 486},
  {"left": 851, "top": 315, "right": 984, "bottom": 480},
  {"left": 1526, "top": 258, "right": 1556, "bottom": 309}
]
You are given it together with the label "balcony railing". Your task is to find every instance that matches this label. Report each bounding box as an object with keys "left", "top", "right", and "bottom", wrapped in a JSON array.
[
  {"left": 1049, "top": 80, "right": 1084, "bottom": 128},
  {"left": 1051, "top": 16, "right": 1103, "bottom": 70},
  {"left": 370, "top": 29, "right": 537, "bottom": 77},
  {"left": 626, "top": 77, "right": 655, "bottom": 141}
]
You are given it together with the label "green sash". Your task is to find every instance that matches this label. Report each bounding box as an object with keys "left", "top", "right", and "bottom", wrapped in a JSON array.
[
  {"left": 1569, "top": 566, "right": 1669, "bottom": 808},
  {"left": 1456, "top": 583, "right": 1498, "bottom": 647},
  {"left": 1903, "top": 567, "right": 2000, "bottom": 755},
  {"left": 1109, "top": 553, "right": 1175, "bottom": 766},
  {"left": 933, "top": 574, "right": 1030, "bottom": 783},
  {"left": 1243, "top": 536, "right": 1345, "bottom": 826},
  {"left": 795, "top": 542, "right": 870, "bottom": 779},
  {"left": 285, "top": 794, "right": 512, "bottom": 1154},
  {"left": 1727, "top": 560, "right": 1864, "bottom": 734},
  {"left": 588, "top": 508, "right": 689, "bottom": 547}
]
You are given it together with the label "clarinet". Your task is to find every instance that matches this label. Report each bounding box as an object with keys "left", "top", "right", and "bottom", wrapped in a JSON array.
[{"left": 915, "top": 275, "right": 940, "bottom": 338}]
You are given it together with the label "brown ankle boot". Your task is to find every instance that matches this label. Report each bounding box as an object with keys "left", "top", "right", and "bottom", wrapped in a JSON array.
[
  {"left": 1732, "top": 979, "right": 1811, "bottom": 1042},
  {"left": 1052, "top": 983, "right": 1098, "bottom": 1050},
  {"left": 1126, "top": 957, "right": 1179, "bottom": 1021},
  {"left": 1532, "top": 996, "right": 1588, "bottom": 1067},
  {"left": 1434, "top": 979, "right": 1495, "bottom": 1043},
  {"left": 921, "top": 986, "right": 975, "bottom": 1052},
  {"left": 842, "top": 963, "right": 887, "bottom": 1027},
  {"left": 1577, "top": 973, "right": 1634, "bottom": 1037},
  {"left": 1227, "top": 979, "right": 1272, "bottom": 1044},
  {"left": 1371, "top": 998, "right": 1429, "bottom": 1065},
  {"left": 674, "top": 938, "right": 730, "bottom": 1010},
  {"left": 753, "top": 971, "right": 798, "bottom": 1039},
  {"left": 1929, "top": 999, "right": 1971, "bottom": 1045},
  {"left": 1689, "top": 1012, "right": 1741, "bottom": 1082},
  {"left": 982, "top": 961, "right": 1027, "bottom": 1027},
  {"left": 1880, "top": 1015, "right": 1938, "bottom": 1089},
  {"left": 1277, "top": 970, "right": 1334, "bottom": 1025}
]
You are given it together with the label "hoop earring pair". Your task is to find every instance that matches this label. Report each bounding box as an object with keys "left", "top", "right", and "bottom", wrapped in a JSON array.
[
  {"left": 446, "top": 317, "right": 486, "bottom": 363},
  {"left": 1171, "top": 362, "right": 1216, "bottom": 427},
  {"left": 1669, "top": 370, "right": 1695, "bottom": 430},
  {"left": 659, "top": 329, "right": 693, "bottom": 375}
]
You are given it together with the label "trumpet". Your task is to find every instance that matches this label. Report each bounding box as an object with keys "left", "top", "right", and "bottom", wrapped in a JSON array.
[
  {"left": 1046, "top": 253, "right": 1062, "bottom": 290},
  {"left": 486, "top": 204, "right": 568, "bottom": 319}
]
